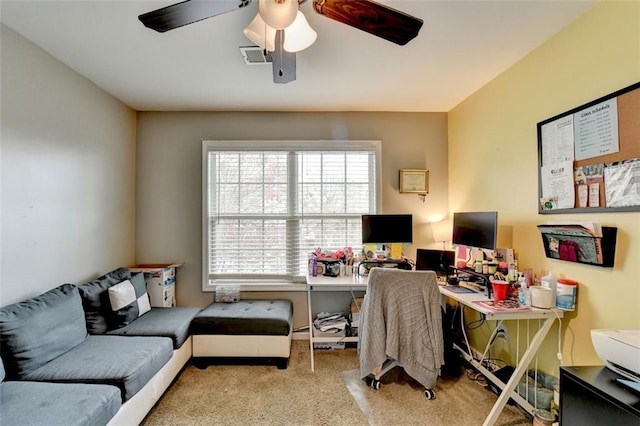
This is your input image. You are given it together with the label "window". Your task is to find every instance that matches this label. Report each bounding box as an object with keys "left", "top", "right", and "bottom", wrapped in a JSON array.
[{"left": 202, "top": 140, "right": 380, "bottom": 290}]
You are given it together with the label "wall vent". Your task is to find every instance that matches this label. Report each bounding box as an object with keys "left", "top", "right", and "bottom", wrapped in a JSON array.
[{"left": 240, "top": 46, "right": 272, "bottom": 65}]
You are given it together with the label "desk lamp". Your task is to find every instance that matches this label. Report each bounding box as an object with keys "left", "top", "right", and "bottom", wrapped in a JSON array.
[{"left": 431, "top": 219, "right": 452, "bottom": 251}]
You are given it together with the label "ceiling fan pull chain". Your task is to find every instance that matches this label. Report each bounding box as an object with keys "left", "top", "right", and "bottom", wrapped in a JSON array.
[
  {"left": 263, "top": 21, "right": 269, "bottom": 57},
  {"left": 278, "top": 32, "right": 284, "bottom": 76},
  {"left": 273, "top": 29, "right": 296, "bottom": 83}
]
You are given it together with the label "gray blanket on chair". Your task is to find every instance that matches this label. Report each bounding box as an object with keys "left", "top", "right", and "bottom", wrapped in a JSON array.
[{"left": 358, "top": 268, "right": 444, "bottom": 389}]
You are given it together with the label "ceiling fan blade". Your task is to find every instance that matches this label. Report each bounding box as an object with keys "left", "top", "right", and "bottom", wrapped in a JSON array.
[
  {"left": 139, "top": 0, "right": 252, "bottom": 33},
  {"left": 272, "top": 30, "right": 296, "bottom": 84},
  {"left": 312, "top": 0, "right": 423, "bottom": 46}
]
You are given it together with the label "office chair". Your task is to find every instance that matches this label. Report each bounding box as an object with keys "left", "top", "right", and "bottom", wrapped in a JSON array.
[{"left": 358, "top": 267, "right": 444, "bottom": 399}]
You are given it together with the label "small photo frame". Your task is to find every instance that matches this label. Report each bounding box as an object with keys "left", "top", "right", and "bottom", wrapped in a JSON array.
[{"left": 399, "top": 169, "right": 429, "bottom": 193}]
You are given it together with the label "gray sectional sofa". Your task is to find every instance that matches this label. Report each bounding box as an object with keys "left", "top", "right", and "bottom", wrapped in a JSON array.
[{"left": 0, "top": 267, "right": 201, "bottom": 426}]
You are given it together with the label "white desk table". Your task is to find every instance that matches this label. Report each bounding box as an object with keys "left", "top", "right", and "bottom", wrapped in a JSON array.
[
  {"left": 306, "top": 274, "right": 368, "bottom": 372},
  {"left": 439, "top": 285, "right": 564, "bottom": 426}
]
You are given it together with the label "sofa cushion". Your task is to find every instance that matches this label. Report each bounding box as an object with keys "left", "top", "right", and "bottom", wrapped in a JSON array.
[
  {"left": 107, "top": 273, "right": 151, "bottom": 329},
  {"left": 0, "top": 381, "right": 121, "bottom": 426},
  {"left": 106, "top": 306, "right": 201, "bottom": 349},
  {"left": 0, "top": 284, "right": 88, "bottom": 379},
  {"left": 78, "top": 267, "right": 132, "bottom": 334},
  {"left": 22, "top": 335, "right": 173, "bottom": 402}
]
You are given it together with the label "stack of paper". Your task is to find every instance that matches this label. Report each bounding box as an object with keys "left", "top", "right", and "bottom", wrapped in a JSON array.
[
  {"left": 544, "top": 221, "right": 602, "bottom": 237},
  {"left": 313, "top": 312, "right": 348, "bottom": 332},
  {"left": 537, "top": 222, "right": 605, "bottom": 264}
]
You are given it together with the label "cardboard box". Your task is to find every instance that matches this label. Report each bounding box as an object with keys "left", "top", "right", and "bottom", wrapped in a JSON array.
[
  {"left": 129, "top": 263, "right": 182, "bottom": 307},
  {"left": 350, "top": 297, "right": 364, "bottom": 331},
  {"left": 157, "top": 284, "right": 176, "bottom": 308},
  {"left": 351, "top": 297, "right": 365, "bottom": 314},
  {"left": 349, "top": 316, "right": 360, "bottom": 334}
]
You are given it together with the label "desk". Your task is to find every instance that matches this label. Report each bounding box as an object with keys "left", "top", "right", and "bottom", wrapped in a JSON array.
[
  {"left": 306, "top": 274, "right": 367, "bottom": 372},
  {"left": 440, "top": 285, "right": 564, "bottom": 426}
]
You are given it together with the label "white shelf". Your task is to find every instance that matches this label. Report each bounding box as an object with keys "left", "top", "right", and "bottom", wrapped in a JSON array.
[
  {"left": 306, "top": 274, "right": 368, "bottom": 371},
  {"left": 311, "top": 336, "right": 358, "bottom": 343}
]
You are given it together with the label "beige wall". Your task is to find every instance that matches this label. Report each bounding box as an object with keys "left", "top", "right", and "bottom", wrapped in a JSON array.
[
  {"left": 135, "top": 112, "right": 448, "bottom": 328},
  {"left": 0, "top": 25, "right": 137, "bottom": 306},
  {"left": 448, "top": 1, "right": 640, "bottom": 370}
]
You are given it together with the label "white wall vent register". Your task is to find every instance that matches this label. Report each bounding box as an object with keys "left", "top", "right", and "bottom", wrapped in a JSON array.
[{"left": 240, "top": 46, "right": 272, "bottom": 65}]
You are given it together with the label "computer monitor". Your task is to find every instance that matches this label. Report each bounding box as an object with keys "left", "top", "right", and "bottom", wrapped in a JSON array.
[
  {"left": 361, "top": 214, "right": 413, "bottom": 244},
  {"left": 416, "top": 249, "right": 455, "bottom": 277},
  {"left": 452, "top": 211, "right": 498, "bottom": 251}
]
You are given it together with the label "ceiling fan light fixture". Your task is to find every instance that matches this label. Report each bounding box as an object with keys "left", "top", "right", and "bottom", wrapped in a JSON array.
[
  {"left": 243, "top": 13, "right": 276, "bottom": 51},
  {"left": 258, "top": 0, "right": 298, "bottom": 30},
  {"left": 283, "top": 11, "right": 317, "bottom": 52}
]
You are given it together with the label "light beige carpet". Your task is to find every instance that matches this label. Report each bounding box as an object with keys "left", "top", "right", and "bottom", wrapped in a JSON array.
[
  {"left": 142, "top": 341, "right": 529, "bottom": 425},
  {"left": 142, "top": 341, "right": 367, "bottom": 426},
  {"left": 341, "top": 367, "right": 530, "bottom": 425}
]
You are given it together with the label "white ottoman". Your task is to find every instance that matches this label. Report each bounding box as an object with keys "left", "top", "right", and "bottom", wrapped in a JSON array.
[{"left": 191, "top": 299, "right": 293, "bottom": 369}]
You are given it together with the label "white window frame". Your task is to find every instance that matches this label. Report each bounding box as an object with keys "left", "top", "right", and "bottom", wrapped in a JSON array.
[{"left": 201, "top": 140, "right": 381, "bottom": 291}]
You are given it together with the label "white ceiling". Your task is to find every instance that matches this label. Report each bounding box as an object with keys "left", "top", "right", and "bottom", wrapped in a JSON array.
[{"left": 1, "top": 0, "right": 596, "bottom": 112}]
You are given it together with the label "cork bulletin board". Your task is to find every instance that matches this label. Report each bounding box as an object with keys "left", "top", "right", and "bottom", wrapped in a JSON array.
[{"left": 537, "top": 82, "right": 640, "bottom": 214}]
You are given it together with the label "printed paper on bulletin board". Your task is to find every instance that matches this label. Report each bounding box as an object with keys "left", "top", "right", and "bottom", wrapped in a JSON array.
[{"left": 537, "top": 82, "right": 640, "bottom": 213}]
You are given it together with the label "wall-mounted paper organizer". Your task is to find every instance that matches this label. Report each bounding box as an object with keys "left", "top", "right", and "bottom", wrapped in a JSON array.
[{"left": 537, "top": 223, "right": 617, "bottom": 268}]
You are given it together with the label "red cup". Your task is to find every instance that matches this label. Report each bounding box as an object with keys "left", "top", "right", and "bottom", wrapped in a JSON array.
[{"left": 491, "top": 281, "right": 510, "bottom": 301}]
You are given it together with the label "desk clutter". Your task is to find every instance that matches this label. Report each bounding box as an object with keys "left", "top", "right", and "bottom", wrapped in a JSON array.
[
  {"left": 451, "top": 245, "right": 578, "bottom": 311},
  {"left": 311, "top": 297, "right": 364, "bottom": 350},
  {"left": 308, "top": 246, "right": 413, "bottom": 278},
  {"left": 451, "top": 270, "right": 578, "bottom": 312},
  {"left": 312, "top": 312, "right": 348, "bottom": 350},
  {"left": 309, "top": 247, "right": 355, "bottom": 277}
]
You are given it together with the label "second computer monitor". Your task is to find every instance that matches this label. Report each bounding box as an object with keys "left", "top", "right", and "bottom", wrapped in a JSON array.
[{"left": 416, "top": 249, "right": 455, "bottom": 277}]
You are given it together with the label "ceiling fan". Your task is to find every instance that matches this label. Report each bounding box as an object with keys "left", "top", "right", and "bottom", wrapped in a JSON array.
[{"left": 138, "top": 0, "right": 423, "bottom": 84}]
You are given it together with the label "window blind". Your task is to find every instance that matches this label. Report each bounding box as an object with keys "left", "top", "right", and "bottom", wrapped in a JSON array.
[{"left": 203, "top": 141, "right": 380, "bottom": 288}]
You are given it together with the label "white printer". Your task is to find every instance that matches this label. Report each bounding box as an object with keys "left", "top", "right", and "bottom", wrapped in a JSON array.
[{"left": 591, "top": 329, "right": 640, "bottom": 381}]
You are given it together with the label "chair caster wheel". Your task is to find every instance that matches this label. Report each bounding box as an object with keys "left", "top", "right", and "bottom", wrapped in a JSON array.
[
  {"left": 364, "top": 376, "right": 381, "bottom": 390},
  {"left": 424, "top": 388, "right": 436, "bottom": 399}
]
